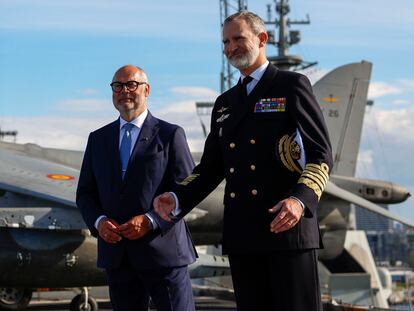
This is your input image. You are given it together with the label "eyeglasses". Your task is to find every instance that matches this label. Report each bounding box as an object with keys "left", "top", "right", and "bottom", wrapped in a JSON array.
[{"left": 110, "top": 81, "right": 147, "bottom": 93}]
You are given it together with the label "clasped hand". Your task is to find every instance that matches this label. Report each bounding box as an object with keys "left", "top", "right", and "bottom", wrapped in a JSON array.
[
  {"left": 153, "top": 192, "right": 176, "bottom": 222},
  {"left": 98, "top": 215, "right": 151, "bottom": 244}
]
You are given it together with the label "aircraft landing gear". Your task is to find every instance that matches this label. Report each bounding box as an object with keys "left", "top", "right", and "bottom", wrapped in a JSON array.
[
  {"left": 0, "top": 287, "right": 32, "bottom": 311},
  {"left": 70, "top": 287, "right": 98, "bottom": 311}
]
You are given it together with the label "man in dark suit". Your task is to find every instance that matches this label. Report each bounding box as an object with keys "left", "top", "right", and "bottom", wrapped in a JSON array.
[
  {"left": 153, "top": 11, "right": 333, "bottom": 311},
  {"left": 76, "top": 65, "right": 196, "bottom": 311}
]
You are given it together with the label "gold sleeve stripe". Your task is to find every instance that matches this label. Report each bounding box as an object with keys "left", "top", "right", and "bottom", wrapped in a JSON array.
[
  {"left": 305, "top": 166, "right": 329, "bottom": 181},
  {"left": 304, "top": 166, "right": 328, "bottom": 184},
  {"left": 298, "top": 162, "right": 330, "bottom": 200},
  {"left": 306, "top": 163, "right": 330, "bottom": 175},
  {"left": 180, "top": 174, "right": 200, "bottom": 186},
  {"left": 298, "top": 177, "right": 323, "bottom": 200},
  {"left": 300, "top": 171, "right": 325, "bottom": 190}
]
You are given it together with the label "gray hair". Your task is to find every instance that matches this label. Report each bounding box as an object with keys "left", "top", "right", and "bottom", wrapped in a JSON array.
[{"left": 224, "top": 11, "right": 266, "bottom": 35}]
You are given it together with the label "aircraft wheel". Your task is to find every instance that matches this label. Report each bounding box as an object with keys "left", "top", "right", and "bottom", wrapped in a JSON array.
[
  {"left": 69, "top": 294, "right": 98, "bottom": 311},
  {"left": 0, "top": 288, "right": 32, "bottom": 310}
]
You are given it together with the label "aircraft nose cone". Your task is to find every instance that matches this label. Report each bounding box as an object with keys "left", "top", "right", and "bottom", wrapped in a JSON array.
[{"left": 391, "top": 184, "right": 411, "bottom": 203}]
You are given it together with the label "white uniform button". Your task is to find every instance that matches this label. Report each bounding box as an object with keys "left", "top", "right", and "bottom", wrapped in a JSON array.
[
  {"left": 250, "top": 165, "right": 256, "bottom": 171},
  {"left": 250, "top": 139, "right": 256, "bottom": 145},
  {"left": 230, "top": 192, "right": 236, "bottom": 198},
  {"left": 251, "top": 189, "right": 258, "bottom": 196},
  {"left": 229, "top": 168, "right": 235, "bottom": 173},
  {"left": 230, "top": 143, "right": 236, "bottom": 149}
]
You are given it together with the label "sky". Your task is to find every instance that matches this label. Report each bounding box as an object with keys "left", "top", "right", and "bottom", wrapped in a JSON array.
[{"left": 0, "top": 0, "right": 413, "bottom": 221}]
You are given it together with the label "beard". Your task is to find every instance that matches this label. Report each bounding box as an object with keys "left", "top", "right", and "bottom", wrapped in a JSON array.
[{"left": 228, "top": 44, "right": 260, "bottom": 70}]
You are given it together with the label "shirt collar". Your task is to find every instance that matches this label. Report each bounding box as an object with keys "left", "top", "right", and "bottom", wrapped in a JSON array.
[
  {"left": 119, "top": 109, "right": 148, "bottom": 130},
  {"left": 241, "top": 60, "right": 269, "bottom": 83}
]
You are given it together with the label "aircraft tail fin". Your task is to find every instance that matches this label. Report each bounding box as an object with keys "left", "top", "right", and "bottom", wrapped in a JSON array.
[{"left": 312, "top": 61, "right": 372, "bottom": 177}]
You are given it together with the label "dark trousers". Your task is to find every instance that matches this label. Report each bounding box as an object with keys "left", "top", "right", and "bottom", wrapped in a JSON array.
[
  {"left": 106, "top": 256, "right": 195, "bottom": 311},
  {"left": 228, "top": 249, "right": 321, "bottom": 311}
]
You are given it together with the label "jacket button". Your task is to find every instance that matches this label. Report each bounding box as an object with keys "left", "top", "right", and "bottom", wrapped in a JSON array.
[
  {"left": 250, "top": 139, "right": 256, "bottom": 145},
  {"left": 250, "top": 165, "right": 256, "bottom": 171},
  {"left": 230, "top": 192, "right": 236, "bottom": 198},
  {"left": 229, "top": 142, "right": 236, "bottom": 149},
  {"left": 251, "top": 189, "right": 258, "bottom": 196},
  {"left": 229, "top": 168, "right": 235, "bottom": 173}
]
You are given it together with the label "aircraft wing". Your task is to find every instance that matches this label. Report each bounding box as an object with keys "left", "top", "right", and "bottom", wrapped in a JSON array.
[
  {"left": 325, "top": 181, "right": 414, "bottom": 228},
  {"left": 184, "top": 207, "right": 209, "bottom": 222},
  {"left": 0, "top": 145, "right": 78, "bottom": 208}
]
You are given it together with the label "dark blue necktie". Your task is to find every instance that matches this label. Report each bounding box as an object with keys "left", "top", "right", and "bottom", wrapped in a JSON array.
[
  {"left": 242, "top": 75, "right": 253, "bottom": 96},
  {"left": 120, "top": 123, "right": 134, "bottom": 179}
]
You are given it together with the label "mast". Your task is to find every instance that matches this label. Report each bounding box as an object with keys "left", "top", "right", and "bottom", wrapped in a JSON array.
[{"left": 265, "top": 0, "right": 316, "bottom": 70}]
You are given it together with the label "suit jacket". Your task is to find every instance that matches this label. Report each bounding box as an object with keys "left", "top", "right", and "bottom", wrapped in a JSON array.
[
  {"left": 171, "top": 63, "right": 333, "bottom": 254},
  {"left": 76, "top": 112, "right": 197, "bottom": 269}
]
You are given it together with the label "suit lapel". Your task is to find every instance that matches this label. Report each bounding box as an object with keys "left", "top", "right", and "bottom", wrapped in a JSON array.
[
  {"left": 106, "top": 119, "right": 123, "bottom": 184},
  {"left": 223, "top": 82, "right": 247, "bottom": 135}
]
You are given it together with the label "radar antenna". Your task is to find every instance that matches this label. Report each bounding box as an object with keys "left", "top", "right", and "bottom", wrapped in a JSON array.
[{"left": 265, "top": 0, "right": 317, "bottom": 70}]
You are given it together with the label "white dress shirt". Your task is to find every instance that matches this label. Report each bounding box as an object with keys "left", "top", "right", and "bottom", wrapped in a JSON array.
[{"left": 241, "top": 60, "right": 269, "bottom": 95}]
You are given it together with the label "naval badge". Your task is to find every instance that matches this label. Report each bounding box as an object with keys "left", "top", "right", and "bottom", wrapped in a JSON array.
[
  {"left": 217, "top": 106, "right": 229, "bottom": 113},
  {"left": 254, "top": 97, "right": 286, "bottom": 113},
  {"left": 216, "top": 114, "right": 230, "bottom": 123},
  {"left": 276, "top": 131, "right": 303, "bottom": 173}
]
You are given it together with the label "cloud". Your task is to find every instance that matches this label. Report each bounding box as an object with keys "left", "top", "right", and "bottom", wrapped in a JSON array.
[
  {"left": 170, "top": 87, "right": 219, "bottom": 101},
  {"left": 82, "top": 88, "right": 100, "bottom": 96},
  {"left": 357, "top": 149, "right": 374, "bottom": 166},
  {"left": 356, "top": 149, "right": 375, "bottom": 179},
  {"left": 56, "top": 99, "right": 112, "bottom": 113},
  {"left": 399, "top": 79, "right": 414, "bottom": 89},
  {"left": 153, "top": 101, "right": 208, "bottom": 151},
  {"left": 0, "top": 115, "right": 112, "bottom": 150},
  {"left": 364, "top": 105, "right": 414, "bottom": 142},
  {"left": 368, "top": 82, "right": 401, "bottom": 98},
  {"left": 392, "top": 99, "right": 411, "bottom": 106}
]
